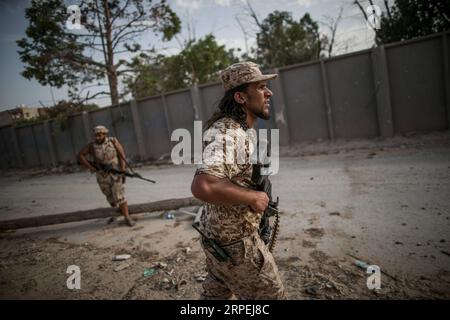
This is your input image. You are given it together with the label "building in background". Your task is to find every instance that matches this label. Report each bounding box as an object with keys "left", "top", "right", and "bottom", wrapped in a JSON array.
[{"left": 0, "top": 104, "right": 44, "bottom": 126}]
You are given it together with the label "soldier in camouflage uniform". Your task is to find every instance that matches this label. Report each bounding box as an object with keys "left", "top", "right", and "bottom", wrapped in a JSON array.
[
  {"left": 78, "top": 125, "right": 136, "bottom": 227},
  {"left": 191, "top": 62, "right": 287, "bottom": 300}
]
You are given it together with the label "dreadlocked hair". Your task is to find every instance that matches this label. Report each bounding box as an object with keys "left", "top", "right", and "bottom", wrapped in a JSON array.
[{"left": 204, "top": 83, "right": 250, "bottom": 131}]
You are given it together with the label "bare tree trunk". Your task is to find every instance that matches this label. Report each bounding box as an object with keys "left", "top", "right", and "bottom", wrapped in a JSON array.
[
  {"left": 235, "top": 16, "right": 250, "bottom": 54},
  {"left": 244, "top": 0, "right": 275, "bottom": 67},
  {"left": 354, "top": 0, "right": 369, "bottom": 21},
  {"left": 102, "top": 0, "right": 119, "bottom": 106},
  {"left": 354, "top": 0, "right": 378, "bottom": 41},
  {"left": 384, "top": 0, "right": 392, "bottom": 19},
  {"left": 107, "top": 66, "right": 119, "bottom": 106},
  {"left": 326, "top": 7, "right": 344, "bottom": 57}
]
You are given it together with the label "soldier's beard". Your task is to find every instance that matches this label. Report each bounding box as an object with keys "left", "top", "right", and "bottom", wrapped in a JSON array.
[
  {"left": 95, "top": 137, "right": 106, "bottom": 144},
  {"left": 252, "top": 108, "right": 270, "bottom": 121},
  {"left": 246, "top": 102, "right": 270, "bottom": 121}
]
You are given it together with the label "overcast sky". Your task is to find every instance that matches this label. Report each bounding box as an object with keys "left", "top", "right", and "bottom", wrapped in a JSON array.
[{"left": 0, "top": 0, "right": 387, "bottom": 111}]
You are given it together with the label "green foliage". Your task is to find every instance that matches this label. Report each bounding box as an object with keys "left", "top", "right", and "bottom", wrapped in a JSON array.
[
  {"left": 17, "top": 0, "right": 88, "bottom": 89},
  {"left": 44, "top": 100, "right": 99, "bottom": 118},
  {"left": 17, "top": 0, "right": 181, "bottom": 105},
  {"left": 254, "top": 11, "right": 328, "bottom": 69},
  {"left": 377, "top": 0, "right": 450, "bottom": 45},
  {"left": 125, "top": 34, "right": 238, "bottom": 99},
  {"left": 14, "top": 117, "right": 48, "bottom": 127}
]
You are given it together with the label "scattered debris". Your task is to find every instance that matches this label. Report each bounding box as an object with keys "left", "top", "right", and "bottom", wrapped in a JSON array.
[
  {"left": 114, "top": 262, "right": 131, "bottom": 272},
  {"left": 328, "top": 211, "right": 340, "bottom": 216},
  {"left": 113, "top": 254, "right": 131, "bottom": 261},
  {"left": 143, "top": 268, "right": 156, "bottom": 277},
  {"left": 304, "top": 284, "right": 320, "bottom": 296},
  {"left": 165, "top": 212, "right": 175, "bottom": 219},
  {"left": 352, "top": 259, "right": 369, "bottom": 270},
  {"left": 176, "top": 279, "right": 187, "bottom": 291},
  {"left": 185, "top": 247, "right": 191, "bottom": 254},
  {"left": 152, "top": 261, "right": 167, "bottom": 269},
  {"left": 194, "top": 273, "right": 207, "bottom": 282},
  {"left": 347, "top": 253, "right": 399, "bottom": 281},
  {"left": 165, "top": 268, "right": 174, "bottom": 276}
]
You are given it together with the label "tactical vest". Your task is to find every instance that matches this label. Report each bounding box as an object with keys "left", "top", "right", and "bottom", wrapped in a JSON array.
[{"left": 90, "top": 137, "right": 119, "bottom": 167}]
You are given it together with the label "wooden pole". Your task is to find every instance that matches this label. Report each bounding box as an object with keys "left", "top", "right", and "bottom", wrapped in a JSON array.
[{"left": 0, "top": 197, "right": 203, "bottom": 231}]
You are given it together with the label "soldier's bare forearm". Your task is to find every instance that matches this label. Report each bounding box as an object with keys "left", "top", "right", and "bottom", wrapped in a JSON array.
[
  {"left": 78, "top": 154, "right": 96, "bottom": 172},
  {"left": 118, "top": 158, "right": 126, "bottom": 171},
  {"left": 191, "top": 174, "right": 262, "bottom": 207}
]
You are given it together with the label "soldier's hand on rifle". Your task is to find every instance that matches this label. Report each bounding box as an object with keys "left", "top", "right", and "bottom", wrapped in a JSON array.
[
  {"left": 89, "top": 166, "right": 97, "bottom": 174},
  {"left": 249, "top": 191, "right": 269, "bottom": 213}
]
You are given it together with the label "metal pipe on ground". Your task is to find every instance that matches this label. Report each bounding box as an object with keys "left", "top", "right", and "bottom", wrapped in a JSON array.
[{"left": 0, "top": 197, "right": 203, "bottom": 231}]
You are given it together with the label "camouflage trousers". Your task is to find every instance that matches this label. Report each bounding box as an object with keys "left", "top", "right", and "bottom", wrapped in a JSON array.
[
  {"left": 200, "top": 232, "right": 287, "bottom": 300},
  {"left": 96, "top": 172, "right": 126, "bottom": 207}
]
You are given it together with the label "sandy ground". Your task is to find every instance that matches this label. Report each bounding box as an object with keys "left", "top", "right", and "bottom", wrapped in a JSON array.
[{"left": 1, "top": 131, "right": 450, "bottom": 299}]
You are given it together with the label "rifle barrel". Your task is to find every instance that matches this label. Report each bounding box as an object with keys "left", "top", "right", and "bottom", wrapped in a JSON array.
[{"left": 97, "top": 166, "right": 156, "bottom": 184}]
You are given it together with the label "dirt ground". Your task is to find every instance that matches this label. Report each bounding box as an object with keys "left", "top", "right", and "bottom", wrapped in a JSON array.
[{"left": 1, "top": 131, "right": 450, "bottom": 299}]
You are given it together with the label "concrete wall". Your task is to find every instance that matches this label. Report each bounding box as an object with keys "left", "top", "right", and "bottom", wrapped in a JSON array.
[
  {"left": 31, "top": 123, "right": 52, "bottom": 167},
  {"left": 0, "top": 126, "right": 19, "bottom": 168},
  {"left": 1, "top": 31, "right": 448, "bottom": 169},
  {"left": 109, "top": 103, "right": 139, "bottom": 160},
  {"left": 386, "top": 36, "right": 448, "bottom": 133},
  {"left": 199, "top": 83, "right": 223, "bottom": 121},
  {"left": 137, "top": 96, "right": 171, "bottom": 159},
  {"left": 281, "top": 62, "right": 329, "bottom": 142}
]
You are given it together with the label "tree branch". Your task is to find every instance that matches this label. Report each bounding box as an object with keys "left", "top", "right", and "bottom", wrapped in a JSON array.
[
  {"left": 110, "top": 0, "right": 132, "bottom": 26},
  {"left": 111, "top": 11, "right": 146, "bottom": 45},
  {"left": 117, "top": 68, "right": 137, "bottom": 75},
  {"left": 112, "top": 25, "right": 156, "bottom": 50},
  {"left": 384, "top": 0, "right": 392, "bottom": 19},
  {"left": 77, "top": 90, "right": 110, "bottom": 104},
  {"left": 354, "top": 0, "right": 368, "bottom": 21}
]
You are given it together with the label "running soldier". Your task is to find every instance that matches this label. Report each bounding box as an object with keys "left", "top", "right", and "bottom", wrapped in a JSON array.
[
  {"left": 191, "top": 62, "right": 287, "bottom": 299},
  {"left": 78, "top": 125, "right": 136, "bottom": 227}
]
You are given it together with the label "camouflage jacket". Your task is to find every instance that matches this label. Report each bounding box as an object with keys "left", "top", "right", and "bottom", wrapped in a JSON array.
[{"left": 196, "top": 117, "right": 261, "bottom": 244}]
